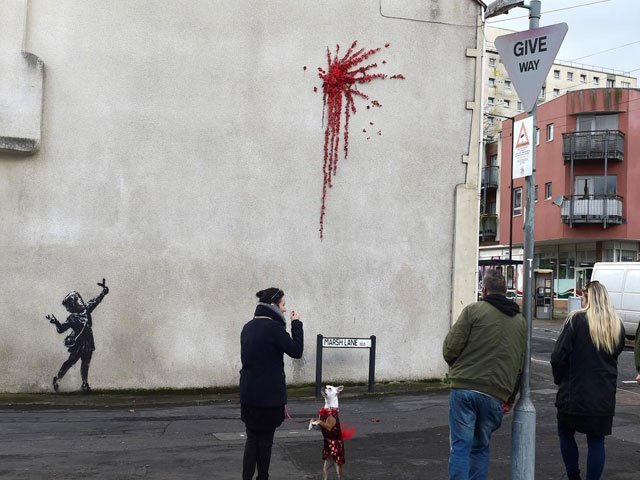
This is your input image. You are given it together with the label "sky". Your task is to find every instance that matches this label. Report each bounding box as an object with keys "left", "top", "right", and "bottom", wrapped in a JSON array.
[{"left": 486, "top": 0, "right": 640, "bottom": 76}]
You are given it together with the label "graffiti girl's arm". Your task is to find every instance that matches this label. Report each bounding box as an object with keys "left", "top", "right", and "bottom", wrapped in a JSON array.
[
  {"left": 47, "top": 314, "right": 66, "bottom": 333},
  {"left": 86, "top": 282, "right": 109, "bottom": 313}
]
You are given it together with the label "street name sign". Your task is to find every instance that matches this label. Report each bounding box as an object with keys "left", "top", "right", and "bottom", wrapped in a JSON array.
[
  {"left": 513, "top": 116, "right": 533, "bottom": 179},
  {"left": 322, "top": 337, "right": 372, "bottom": 348},
  {"left": 494, "top": 23, "right": 568, "bottom": 112}
]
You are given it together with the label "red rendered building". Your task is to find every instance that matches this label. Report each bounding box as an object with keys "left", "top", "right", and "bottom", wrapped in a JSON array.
[{"left": 481, "top": 88, "right": 640, "bottom": 297}]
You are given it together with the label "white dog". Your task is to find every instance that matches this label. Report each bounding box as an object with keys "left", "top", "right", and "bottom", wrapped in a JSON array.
[{"left": 309, "top": 384, "right": 348, "bottom": 480}]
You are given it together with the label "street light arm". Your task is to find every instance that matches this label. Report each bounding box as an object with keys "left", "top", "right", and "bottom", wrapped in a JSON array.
[{"left": 485, "top": 0, "right": 526, "bottom": 19}]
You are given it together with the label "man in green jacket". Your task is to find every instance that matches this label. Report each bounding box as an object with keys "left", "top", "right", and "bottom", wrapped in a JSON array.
[{"left": 443, "top": 269, "right": 527, "bottom": 480}]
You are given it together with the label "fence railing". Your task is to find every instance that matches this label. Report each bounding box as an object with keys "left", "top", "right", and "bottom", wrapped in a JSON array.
[
  {"left": 560, "top": 194, "right": 623, "bottom": 226},
  {"left": 562, "top": 130, "right": 624, "bottom": 162}
]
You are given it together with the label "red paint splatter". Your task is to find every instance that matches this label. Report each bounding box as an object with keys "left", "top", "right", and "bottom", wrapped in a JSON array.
[{"left": 316, "top": 40, "right": 404, "bottom": 239}]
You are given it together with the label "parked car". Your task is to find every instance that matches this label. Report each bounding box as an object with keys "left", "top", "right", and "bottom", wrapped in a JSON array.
[{"left": 590, "top": 262, "right": 640, "bottom": 339}]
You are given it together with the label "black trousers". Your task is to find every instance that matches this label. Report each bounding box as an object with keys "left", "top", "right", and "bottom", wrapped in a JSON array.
[
  {"left": 57, "top": 350, "right": 92, "bottom": 383},
  {"left": 241, "top": 405, "right": 284, "bottom": 480},
  {"left": 242, "top": 428, "right": 276, "bottom": 480}
]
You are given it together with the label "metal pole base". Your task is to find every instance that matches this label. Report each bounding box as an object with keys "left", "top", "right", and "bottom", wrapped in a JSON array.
[{"left": 511, "top": 396, "right": 536, "bottom": 480}]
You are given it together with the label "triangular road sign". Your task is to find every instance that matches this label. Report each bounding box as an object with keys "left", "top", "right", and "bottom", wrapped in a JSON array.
[
  {"left": 494, "top": 23, "right": 568, "bottom": 112},
  {"left": 516, "top": 122, "right": 530, "bottom": 148}
]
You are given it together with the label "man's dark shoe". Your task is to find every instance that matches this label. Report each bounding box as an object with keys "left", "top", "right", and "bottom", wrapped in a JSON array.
[
  {"left": 52, "top": 376, "right": 59, "bottom": 393},
  {"left": 81, "top": 383, "right": 92, "bottom": 394}
]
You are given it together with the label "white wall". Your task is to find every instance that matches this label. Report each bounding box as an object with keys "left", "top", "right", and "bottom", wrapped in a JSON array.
[{"left": 0, "top": 0, "right": 483, "bottom": 392}]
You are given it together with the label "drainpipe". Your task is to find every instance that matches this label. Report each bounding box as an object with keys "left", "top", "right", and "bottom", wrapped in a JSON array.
[
  {"left": 603, "top": 132, "right": 608, "bottom": 229},
  {"left": 569, "top": 134, "right": 574, "bottom": 228}
]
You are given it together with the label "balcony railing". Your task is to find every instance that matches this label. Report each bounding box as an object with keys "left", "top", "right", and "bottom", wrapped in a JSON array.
[
  {"left": 479, "top": 214, "right": 498, "bottom": 242},
  {"left": 481, "top": 166, "right": 499, "bottom": 190},
  {"left": 560, "top": 194, "right": 623, "bottom": 226},
  {"left": 562, "top": 130, "right": 624, "bottom": 162}
]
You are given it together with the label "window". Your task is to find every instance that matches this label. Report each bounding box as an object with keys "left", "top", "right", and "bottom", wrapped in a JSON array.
[
  {"left": 558, "top": 251, "right": 576, "bottom": 280},
  {"left": 576, "top": 113, "right": 618, "bottom": 132},
  {"left": 513, "top": 187, "right": 523, "bottom": 216},
  {"left": 622, "top": 81, "right": 631, "bottom": 88},
  {"left": 537, "top": 250, "right": 557, "bottom": 276},
  {"left": 619, "top": 250, "right": 637, "bottom": 262},
  {"left": 504, "top": 79, "right": 511, "bottom": 89},
  {"left": 603, "top": 242, "right": 640, "bottom": 262},
  {"left": 607, "top": 79, "right": 615, "bottom": 88},
  {"left": 593, "top": 76, "right": 599, "bottom": 85},
  {"left": 489, "top": 154, "right": 498, "bottom": 166},
  {"left": 554, "top": 69, "right": 560, "bottom": 79},
  {"left": 535, "top": 185, "right": 539, "bottom": 202},
  {"left": 539, "top": 87, "right": 546, "bottom": 99},
  {"left": 517, "top": 101, "right": 523, "bottom": 112},
  {"left": 553, "top": 88, "right": 560, "bottom": 97},
  {"left": 489, "top": 57, "right": 496, "bottom": 67},
  {"left": 488, "top": 77, "right": 495, "bottom": 87},
  {"left": 545, "top": 182, "right": 552, "bottom": 200},
  {"left": 504, "top": 99, "right": 511, "bottom": 108},
  {"left": 546, "top": 123, "right": 554, "bottom": 141},
  {"left": 580, "top": 74, "right": 587, "bottom": 83},
  {"left": 567, "top": 72, "right": 574, "bottom": 81},
  {"left": 488, "top": 97, "right": 494, "bottom": 106},
  {"left": 536, "top": 128, "right": 540, "bottom": 146},
  {"left": 574, "top": 176, "right": 617, "bottom": 196}
]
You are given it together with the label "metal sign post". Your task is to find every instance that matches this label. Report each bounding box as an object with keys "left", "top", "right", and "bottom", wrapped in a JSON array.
[
  {"left": 315, "top": 334, "right": 377, "bottom": 397},
  {"left": 488, "top": 1, "right": 567, "bottom": 479}
]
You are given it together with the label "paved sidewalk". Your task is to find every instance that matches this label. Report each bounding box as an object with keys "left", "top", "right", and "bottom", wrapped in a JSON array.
[
  {"left": 2, "top": 322, "right": 640, "bottom": 480},
  {"left": 1, "top": 377, "right": 639, "bottom": 479}
]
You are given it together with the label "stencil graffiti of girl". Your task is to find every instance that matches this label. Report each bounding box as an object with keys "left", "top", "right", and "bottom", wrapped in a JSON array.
[{"left": 46, "top": 279, "right": 109, "bottom": 394}]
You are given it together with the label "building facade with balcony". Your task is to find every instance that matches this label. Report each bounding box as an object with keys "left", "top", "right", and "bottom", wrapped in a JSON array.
[{"left": 486, "top": 88, "right": 640, "bottom": 298}]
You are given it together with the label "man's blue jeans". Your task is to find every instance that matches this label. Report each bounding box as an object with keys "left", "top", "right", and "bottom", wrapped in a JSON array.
[{"left": 448, "top": 388, "right": 504, "bottom": 480}]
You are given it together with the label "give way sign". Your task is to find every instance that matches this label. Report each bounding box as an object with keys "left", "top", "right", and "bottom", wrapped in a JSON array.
[{"left": 494, "top": 23, "right": 568, "bottom": 112}]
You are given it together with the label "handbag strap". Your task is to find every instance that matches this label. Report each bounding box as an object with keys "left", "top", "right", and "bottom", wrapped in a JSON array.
[{"left": 71, "top": 317, "right": 88, "bottom": 339}]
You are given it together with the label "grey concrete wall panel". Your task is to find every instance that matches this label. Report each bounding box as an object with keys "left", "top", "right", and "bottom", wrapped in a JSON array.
[
  {"left": 0, "top": 1, "right": 44, "bottom": 154},
  {"left": 0, "top": 0, "right": 483, "bottom": 391}
]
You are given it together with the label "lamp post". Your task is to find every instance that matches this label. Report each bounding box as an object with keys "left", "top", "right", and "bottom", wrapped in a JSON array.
[{"left": 485, "top": 2, "right": 542, "bottom": 479}]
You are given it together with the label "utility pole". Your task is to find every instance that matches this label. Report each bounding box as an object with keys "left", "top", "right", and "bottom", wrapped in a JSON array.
[
  {"left": 512, "top": 3, "right": 540, "bottom": 479},
  {"left": 485, "top": 1, "right": 551, "bottom": 479}
]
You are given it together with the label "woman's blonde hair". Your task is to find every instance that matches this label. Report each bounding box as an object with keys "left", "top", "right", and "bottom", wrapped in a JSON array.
[{"left": 577, "top": 281, "right": 622, "bottom": 354}]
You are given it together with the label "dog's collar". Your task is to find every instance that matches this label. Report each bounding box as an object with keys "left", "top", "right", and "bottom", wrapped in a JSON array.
[{"left": 319, "top": 407, "right": 339, "bottom": 416}]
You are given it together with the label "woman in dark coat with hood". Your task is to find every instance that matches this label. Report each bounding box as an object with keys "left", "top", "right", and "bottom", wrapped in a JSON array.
[
  {"left": 240, "top": 287, "right": 304, "bottom": 480},
  {"left": 551, "top": 281, "right": 625, "bottom": 480}
]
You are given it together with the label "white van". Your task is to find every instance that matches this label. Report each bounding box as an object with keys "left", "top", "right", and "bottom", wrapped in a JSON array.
[{"left": 590, "top": 262, "right": 640, "bottom": 339}]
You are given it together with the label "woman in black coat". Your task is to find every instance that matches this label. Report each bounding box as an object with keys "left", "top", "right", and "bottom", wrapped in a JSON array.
[
  {"left": 551, "top": 281, "right": 625, "bottom": 480},
  {"left": 240, "top": 287, "right": 303, "bottom": 480}
]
